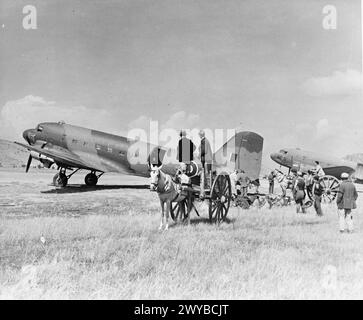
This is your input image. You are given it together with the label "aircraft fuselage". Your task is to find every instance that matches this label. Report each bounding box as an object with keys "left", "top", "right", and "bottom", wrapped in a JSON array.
[{"left": 270, "top": 148, "right": 357, "bottom": 180}]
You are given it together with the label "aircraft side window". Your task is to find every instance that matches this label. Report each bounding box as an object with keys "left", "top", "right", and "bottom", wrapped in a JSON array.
[
  {"left": 119, "top": 151, "right": 126, "bottom": 156},
  {"left": 107, "top": 146, "right": 112, "bottom": 153},
  {"left": 95, "top": 144, "right": 102, "bottom": 151},
  {"left": 72, "top": 139, "right": 78, "bottom": 144}
]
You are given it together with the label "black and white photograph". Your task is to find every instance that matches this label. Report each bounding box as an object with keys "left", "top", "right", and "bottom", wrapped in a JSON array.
[{"left": 1, "top": 0, "right": 363, "bottom": 303}]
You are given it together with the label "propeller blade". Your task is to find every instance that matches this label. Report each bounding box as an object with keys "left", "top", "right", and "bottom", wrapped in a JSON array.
[{"left": 26, "top": 155, "right": 32, "bottom": 173}]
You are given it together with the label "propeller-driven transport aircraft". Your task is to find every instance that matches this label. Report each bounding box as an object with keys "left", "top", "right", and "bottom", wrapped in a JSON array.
[
  {"left": 270, "top": 148, "right": 363, "bottom": 182},
  {"left": 270, "top": 148, "right": 363, "bottom": 200},
  {"left": 15, "top": 121, "right": 264, "bottom": 187}
]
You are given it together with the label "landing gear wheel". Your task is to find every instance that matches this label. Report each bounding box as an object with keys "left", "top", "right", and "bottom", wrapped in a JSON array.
[
  {"left": 53, "top": 172, "right": 68, "bottom": 187},
  {"left": 170, "top": 199, "right": 188, "bottom": 222},
  {"left": 85, "top": 173, "right": 98, "bottom": 186},
  {"left": 209, "top": 172, "right": 231, "bottom": 223}
]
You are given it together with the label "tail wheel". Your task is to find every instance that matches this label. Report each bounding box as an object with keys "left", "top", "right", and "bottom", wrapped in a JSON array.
[
  {"left": 53, "top": 172, "right": 68, "bottom": 187},
  {"left": 320, "top": 175, "right": 340, "bottom": 202},
  {"left": 209, "top": 172, "right": 231, "bottom": 223},
  {"left": 85, "top": 173, "right": 98, "bottom": 186}
]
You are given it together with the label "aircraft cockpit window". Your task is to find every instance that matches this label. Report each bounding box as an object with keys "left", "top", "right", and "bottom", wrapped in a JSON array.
[
  {"left": 37, "top": 125, "right": 43, "bottom": 132},
  {"left": 279, "top": 149, "right": 287, "bottom": 154}
]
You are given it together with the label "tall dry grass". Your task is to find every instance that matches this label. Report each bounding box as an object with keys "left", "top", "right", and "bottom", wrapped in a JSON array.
[{"left": 1, "top": 198, "right": 363, "bottom": 299}]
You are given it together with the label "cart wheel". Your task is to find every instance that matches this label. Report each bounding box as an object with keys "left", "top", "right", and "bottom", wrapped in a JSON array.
[
  {"left": 170, "top": 199, "right": 188, "bottom": 222},
  {"left": 320, "top": 175, "right": 340, "bottom": 203},
  {"left": 209, "top": 172, "right": 231, "bottom": 223}
]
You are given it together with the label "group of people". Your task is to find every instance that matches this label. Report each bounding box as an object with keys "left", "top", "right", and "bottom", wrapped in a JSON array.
[
  {"left": 176, "top": 129, "right": 213, "bottom": 196},
  {"left": 268, "top": 162, "right": 358, "bottom": 233}
]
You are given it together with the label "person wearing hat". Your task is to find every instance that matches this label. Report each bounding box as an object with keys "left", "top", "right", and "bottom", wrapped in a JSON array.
[
  {"left": 312, "top": 175, "right": 324, "bottom": 216},
  {"left": 177, "top": 129, "right": 196, "bottom": 164},
  {"left": 238, "top": 170, "right": 250, "bottom": 197},
  {"left": 198, "top": 129, "right": 212, "bottom": 196},
  {"left": 268, "top": 170, "right": 276, "bottom": 194},
  {"left": 293, "top": 171, "right": 306, "bottom": 213},
  {"left": 336, "top": 172, "right": 358, "bottom": 233},
  {"left": 314, "top": 161, "right": 325, "bottom": 177},
  {"left": 305, "top": 170, "right": 314, "bottom": 196}
]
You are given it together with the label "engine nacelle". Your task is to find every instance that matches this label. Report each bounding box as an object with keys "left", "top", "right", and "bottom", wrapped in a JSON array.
[{"left": 30, "top": 151, "right": 54, "bottom": 168}]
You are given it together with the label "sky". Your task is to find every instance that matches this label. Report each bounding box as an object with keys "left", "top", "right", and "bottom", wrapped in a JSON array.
[{"left": 0, "top": 0, "right": 362, "bottom": 170}]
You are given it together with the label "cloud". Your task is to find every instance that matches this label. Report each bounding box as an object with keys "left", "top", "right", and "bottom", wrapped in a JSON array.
[
  {"left": 0, "top": 95, "right": 203, "bottom": 148},
  {"left": 162, "top": 111, "right": 200, "bottom": 130},
  {"left": 302, "top": 69, "right": 362, "bottom": 97},
  {"left": 316, "top": 118, "right": 331, "bottom": 140},
  {"left": 128, "top": 111, "right": 200, "bottom": 132},
  {"left": 0, "top": 95, "right": 122, "bottom": 141}
]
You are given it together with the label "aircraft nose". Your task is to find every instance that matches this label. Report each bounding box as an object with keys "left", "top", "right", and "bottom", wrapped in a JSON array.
[
  {"left": 270, "top": 152, "right": 279, "bottom": 162},
  {"left": 23, "top": 129, "right": 36, "bottom": 145},
  {"left": 270, "top": 152, "right": 281, "bottom": 163}
]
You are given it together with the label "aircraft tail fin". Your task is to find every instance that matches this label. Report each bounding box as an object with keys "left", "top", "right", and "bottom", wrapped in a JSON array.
[{"left": 213, "top": 131, "right": 264, "bottom": 181}]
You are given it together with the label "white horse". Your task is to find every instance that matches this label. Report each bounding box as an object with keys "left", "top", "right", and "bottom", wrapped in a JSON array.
[{"left": 149, "top": 166, "right": 180, "bottom": 231}]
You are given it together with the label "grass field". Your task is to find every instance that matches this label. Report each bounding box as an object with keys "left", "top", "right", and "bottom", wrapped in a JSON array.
[{"left": 1, "top": 169, "right": 363, "bottom": 299}]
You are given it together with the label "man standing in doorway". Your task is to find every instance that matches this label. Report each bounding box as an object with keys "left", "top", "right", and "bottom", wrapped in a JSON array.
[{"left": 336, "top": 172, "right": 358, "bottom": 233}]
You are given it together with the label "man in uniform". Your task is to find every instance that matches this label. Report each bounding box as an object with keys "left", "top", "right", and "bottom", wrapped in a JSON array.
[
  {"left": 238, "top": 170, "right": 250, "bottom": 197},
  {"left": 336, "top": 172, "right": 358, "bottom": 233},
  {"left": 293, "top": 171, "right": 306, "bottom": 213},
  {"left": 305, "top": 170, "right": 314, "bottom": 197},
  {"left": 177, "top": 130, "right": 196, "bottom": 164},
  {"left": 314, "top": 161, "right": 325, "bottom": 177},
  {"left": 312, "top": 175, "right": 324, "bottom": 216},
  {"left": 268, "top": 170, "right": 275, "bottom": 194},
  {"left": 198, "top": 129, "right": 213, "bottom": 197}
]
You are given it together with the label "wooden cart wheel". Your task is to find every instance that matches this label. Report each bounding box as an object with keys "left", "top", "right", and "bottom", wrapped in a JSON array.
[
  {"left": 320, "top": 175, "right": 340, "bottom": 203},
  {"left": 170, "top": 199, "right": 188, "bottom": 222},
  {"left": 209, "top": 172, "right": 231, "bottom": 223}
]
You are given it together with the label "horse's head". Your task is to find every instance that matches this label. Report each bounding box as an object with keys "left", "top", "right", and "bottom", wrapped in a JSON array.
[{"left": 149, "top": 165, "right": 162, "bottom": 192}]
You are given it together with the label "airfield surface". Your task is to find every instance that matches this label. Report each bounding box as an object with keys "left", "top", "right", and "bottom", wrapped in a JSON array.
[{"left": 1, "top": 168, "right": 363, "bottom": 299}]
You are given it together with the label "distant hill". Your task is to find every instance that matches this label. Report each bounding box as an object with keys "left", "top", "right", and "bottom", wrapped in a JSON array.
[
  {"left": 344, "top": 154, "right": 363, "bottom": 164},
  {"left": 0, "top": 139, "right": 29, "bottom": 168}
]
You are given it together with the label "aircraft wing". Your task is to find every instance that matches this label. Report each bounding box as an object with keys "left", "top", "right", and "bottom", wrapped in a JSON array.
[{"left": 14, "top": 142, "right": 103, "bottom": 171}]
